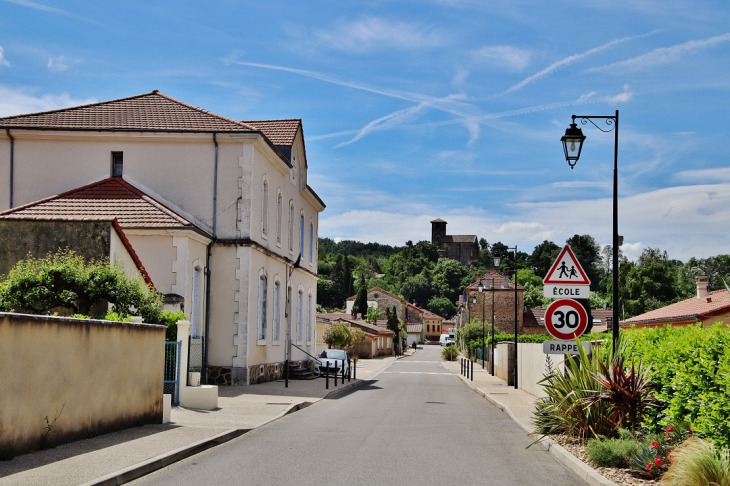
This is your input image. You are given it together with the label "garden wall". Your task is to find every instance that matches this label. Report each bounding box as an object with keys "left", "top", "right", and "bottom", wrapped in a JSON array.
[{"left": 0, "top": 312, "right": 165, "bottom": 455}]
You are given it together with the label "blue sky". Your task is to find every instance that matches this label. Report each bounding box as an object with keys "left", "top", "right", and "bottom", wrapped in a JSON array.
[{"left": 1, "top": 0, "right": 729, "bottom": 262}]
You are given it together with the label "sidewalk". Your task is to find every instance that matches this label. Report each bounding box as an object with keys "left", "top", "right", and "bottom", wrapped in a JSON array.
[
  {"left": 0, "top": 352, "right": 407, "bottom": 486},
  {"left": 441, "top": 356, "right": 617, "bottom": 486}
]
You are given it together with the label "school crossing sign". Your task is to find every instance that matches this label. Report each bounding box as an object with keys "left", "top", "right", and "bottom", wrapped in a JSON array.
[{"left": 542, "top": 245, "right": 591, "bottom": 299}]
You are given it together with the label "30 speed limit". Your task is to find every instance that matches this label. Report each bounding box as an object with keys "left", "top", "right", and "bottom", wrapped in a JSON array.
[{"left": 544, "top": 298, "right": 588, "bottom": 340}]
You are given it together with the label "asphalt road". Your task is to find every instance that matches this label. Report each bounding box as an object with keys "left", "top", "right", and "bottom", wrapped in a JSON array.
[{"left": 132, "top": 346, "right": 583, "bottom": 486}]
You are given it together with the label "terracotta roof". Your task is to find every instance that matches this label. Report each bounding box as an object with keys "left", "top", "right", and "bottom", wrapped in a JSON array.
[
  {"left": 623, "top": 290, "right": 730, "bottom": 324},
  {"left": 422, "top": 310, "right": 444, "bottom": 320},
  {"left": 240, "top": 119, "right": 300, "bottom": 146},
  {"left": 0, "top": 91, "right": 257, "bottom": 132},
  {"left": 466, "top": 272, "right": 523, "bottom": 291},
  {"left": 0, "top": 178, "right": 205, "bottom": 232}
]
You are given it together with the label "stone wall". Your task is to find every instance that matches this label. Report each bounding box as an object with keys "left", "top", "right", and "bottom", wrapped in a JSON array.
[
  {"left": 367, "top": 289, "right": 407, "bottom": 322},
  {"left": 0, "top": 220, "right": 112, "bottom": 275},
  {"left": 467, "top": 288, "right": 524, "bottom": 334},
  {"left": 0, "top": 312, "right": 164, "bottom": 455}
]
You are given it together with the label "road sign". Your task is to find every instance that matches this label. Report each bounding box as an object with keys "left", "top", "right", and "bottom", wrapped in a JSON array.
[
  {"left": 543, "top": 245, "right": 591, "bottom": 286},
  {"left": 544, "top": 298, "right": 588, "bottom": 340},
  {"left": 543, "top": 284, "right": 590, "bottom": 299},
  {"left": 543, "top": 341, "right": 591, "bottom": 355}
]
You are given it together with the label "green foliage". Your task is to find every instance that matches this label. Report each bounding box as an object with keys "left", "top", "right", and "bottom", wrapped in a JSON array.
[
  {"left": 533, "top": 338, "right": 618, "bottom": 441},
  {"left": 586, "top": 434, "right": 643, "bottom": 468},
  {"left": 352, "top": 274, "right": 368, "bottom": 316},
  {"left": 426, "top": 296, "right": 456, "bottom": 318},
  {"left": 365, "top": 305, "right": 382, "bottom": 325},
  {"left": 442, "top": 345, "right": 459, "bottom": 361},
  {"left": 0, "top": 250, "right": 164, "bottom": 324},
  {"left": 620, "top": 324, "right": 730, "bottom": 449},
  {"left": 663, "top": 437, "right": 730, "bottom": 486},
  {"left": 324, "top": 321, "right": 366, "bottom": 349},
  {"left": 627, "top": 423, "right": 694, "bottom": 479}
]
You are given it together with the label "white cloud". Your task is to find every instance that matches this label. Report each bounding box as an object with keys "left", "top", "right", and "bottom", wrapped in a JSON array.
[
  {"left": 0, "top": 46, "right": 9, "bottom": 67},
  {"left": 473, "top": 45, "right": 531, "bottom": 71},
  {"left": 588, "top": 33, "right": 730, "bottom": 73},
  {"left": 314, "top": 17, "right": 443, "bottom": 53},
  {"left": 0, "top": 84, "right": 95, "bottom": 117},
  {"left": 604, "top": 84, "right": 633, "bottom": 103},
  {"left": 47, "top": 56, "right": 69, "bottom": 72},
  {"left": 674, "top": 167, "right": 730, "bottom": 184}
]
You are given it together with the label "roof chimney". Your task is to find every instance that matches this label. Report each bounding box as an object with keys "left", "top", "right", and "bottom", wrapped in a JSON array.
[{"left": 696, "top": 276, "right": 709, "bottom": 299}]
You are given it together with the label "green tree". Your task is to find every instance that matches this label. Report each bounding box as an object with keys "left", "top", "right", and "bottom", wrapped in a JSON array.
[
  {"left": 529, "top": 240, "right": 560, "bottom": 278},
  {"left": 401, "top": 274, "right": 432, "bottom": 307},
  {"left": 427, "top": 296, "right": 456, "bottom": 318},
  {"left": 431, "top": 258, "right": 470, "bottom": 304},
  {"left": 566, "top": 234, "right": 603, "bottom": 291},
  {"left": 365, "top": 305, "right": 382, "bottom": 324},
  {"left": 352, "top": 274, "right": 368, "bottom": 317}
]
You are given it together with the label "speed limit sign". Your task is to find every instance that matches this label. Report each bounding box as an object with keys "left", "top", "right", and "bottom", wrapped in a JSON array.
[{"left": 544, "top": 298, "right": 588, "bottom": 340}]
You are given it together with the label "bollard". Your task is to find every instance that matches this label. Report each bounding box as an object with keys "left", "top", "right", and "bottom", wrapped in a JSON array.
[
  {"left": 326, "top": 362, "right": 330, "bottom": 389},
  {"left": 342, "top": 359, "right": 346, "bottom": 383},
  {"left": 285, "top": 359, "right": 289, "bottom": 388},
  {"left": 461, "top": 358, "right": 464, "bottom": 376},
  {"left": 354, "top": 359, "right": 357, "bottom": 380},
  {"left": 470, "top": 359, "right": 474, "bottom": 381},
  {"left": 334, "top": 362, "right": 338, "bottom": 386},
  {"left": 347, "top": 358, "right": 351, "bottom": 382}
]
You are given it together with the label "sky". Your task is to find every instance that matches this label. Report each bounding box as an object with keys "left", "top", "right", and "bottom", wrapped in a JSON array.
[{"left": 1, "top": 0, "right": 729, "bottom": 263}]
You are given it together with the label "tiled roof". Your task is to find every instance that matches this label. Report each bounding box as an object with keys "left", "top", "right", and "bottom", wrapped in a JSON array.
[
  {"left": 441, "top": 235, "right": 478, "bottom": 243},
  {"left": 624, "top": 290, "right": 730, "bottom": 324},
  {"left": 240, "top": 119, "right": 300, "bottom": 146},
  {"left": 466, "top": 272, "right": 523, "bottom": 291},
  {"left": 423, "top": 310, "right": 444, "bottom": 320},
  {"left": 0, "top": 91, "right": 256, "bottom": 132},
  {"left": 0, "top": 178, "right": 203, "bottom": 232}
]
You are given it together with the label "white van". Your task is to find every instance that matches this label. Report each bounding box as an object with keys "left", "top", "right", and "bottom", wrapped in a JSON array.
[{"left": 439, "top": 334, "right": 454, "bottom": 346}]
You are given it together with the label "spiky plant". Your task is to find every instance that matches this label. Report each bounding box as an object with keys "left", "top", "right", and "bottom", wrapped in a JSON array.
[{"left": 662, "top": 437, "right": 730, "bottom": 486}]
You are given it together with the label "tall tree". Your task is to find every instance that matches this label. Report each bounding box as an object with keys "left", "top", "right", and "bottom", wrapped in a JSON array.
[
  {"left": 566, "top": 234, "right": 603, "bottom": 291},
  {"left": 352, "top": 274, "right": 368, "bottom": 317},
  {"left": 529, "top": 240, "right": 560, "bottom": 278}
]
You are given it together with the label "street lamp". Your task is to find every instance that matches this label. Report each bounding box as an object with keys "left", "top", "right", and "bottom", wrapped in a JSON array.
[
  {"left": 490, "top": 256, "right": 501, "bottom": 376},
  {"left": 478, "top": 279, "right": 486, "bottom": 369},
  {"left": 562, "top": 111, "right": 620, "bottom": 354}
]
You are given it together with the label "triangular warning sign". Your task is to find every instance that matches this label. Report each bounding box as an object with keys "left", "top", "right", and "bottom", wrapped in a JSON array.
[{"left": 543, "top": 245, "right": 591, "bottom": 285}]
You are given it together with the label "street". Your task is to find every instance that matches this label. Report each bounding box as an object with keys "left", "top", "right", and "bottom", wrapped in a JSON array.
[{"left": 132, "top": 346, "right": 583, "bottom": 486}]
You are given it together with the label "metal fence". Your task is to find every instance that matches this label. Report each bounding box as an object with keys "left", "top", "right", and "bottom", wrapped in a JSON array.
[{"left": 164, "top": 341, "right": 181, "bottom": 405}]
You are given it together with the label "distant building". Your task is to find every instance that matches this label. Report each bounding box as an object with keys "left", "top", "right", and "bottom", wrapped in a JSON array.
[{"left": 430, "top": 219, "right": 478, "bottom": 266}]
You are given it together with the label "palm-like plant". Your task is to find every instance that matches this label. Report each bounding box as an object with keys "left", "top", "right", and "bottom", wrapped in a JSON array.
[{"left": 584, "top": 356, "right": 658, "bottom": 435}]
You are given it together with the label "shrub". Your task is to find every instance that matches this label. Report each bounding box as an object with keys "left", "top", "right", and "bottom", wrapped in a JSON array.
[
  {"left": 533, "top": 338, "right": 618, "bottom": 441},
  {"left": 622, "top": 324, "right": 730, "bottom": 448},
  {"left": 627, "top": 422, "right": 694, "bottom": 479},
  {"left": 663, "top": 437, "right": 730, "bottom": 486},
  {"left": 442, "top": 345, "right": 459, "bottom": 361},
  {"left": 587, "top": 435, "right": 643, "bottom": 468},
  {"left": 324, "top": 321, "right": 366, "bottom": 349}
]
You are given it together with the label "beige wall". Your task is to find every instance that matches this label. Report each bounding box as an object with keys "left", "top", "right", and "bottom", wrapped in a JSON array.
[{"left": 0, "top": 313, "right": 165, "bottom": 454}]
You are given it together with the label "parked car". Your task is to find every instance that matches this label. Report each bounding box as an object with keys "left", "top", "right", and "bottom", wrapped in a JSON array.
[{"left": 314, "top": 349, "right": 350, "bottom": 377}]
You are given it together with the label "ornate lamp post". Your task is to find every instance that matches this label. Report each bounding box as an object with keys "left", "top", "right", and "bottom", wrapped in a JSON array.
[
  {"left": 490, "top": 256, "right": 501, "bottom": 376},
  {"left": 561, "top": 110, "right": 620, "bottom": 354},
  {"left": 478, "top": 279, "right": 486, "bottom": 368}
]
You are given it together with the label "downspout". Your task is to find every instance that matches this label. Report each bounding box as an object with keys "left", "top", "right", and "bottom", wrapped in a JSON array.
[
  {"left": 6, "top": 129, "right": 14, "bottom": 209},
  {"left": 203, "top": 133, "right": 218, "bottom": 383}
]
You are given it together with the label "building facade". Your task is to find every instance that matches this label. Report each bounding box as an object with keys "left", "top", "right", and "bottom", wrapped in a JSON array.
[
  {"left": 430, "top": 219, "right": 479, "bottom": 266},
  {"left": 0, "top": 91, "right": 325, "bottom": 385}
]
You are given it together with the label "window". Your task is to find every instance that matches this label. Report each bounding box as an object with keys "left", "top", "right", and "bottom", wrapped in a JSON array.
[
  {"left": 296, "top": 290, "right": 302, "bottom": 342},
  {"left": 191, "top": 267, "right": 201, "bottom": 337},
  {"left": 387, "top": 337, "right": 392, "bottom": 349},
  {"left": 299, "top": 212, "right": 305, "bottom": 257},
  {"left": 276, "top": 191, "right": 282, "bottom": 245},
  {"left": 258, "top": 274, "right": 267, "bottom": 342},
  {"left": 262, "top": 181, "right": 269, "bottom": 234},
  {"left": 273, "top": 281, "right": 280, "bottom": 341},
  {"left": 288, "top": 201, "right": 294, "bottom": 253},
  {"left": 309, "top": 221, "right": 314, "bottom": 263},
  {"left": 307, "top": 293, "right": 312, "bottom": 343},
  {"left": 111, "top": 152, "right": 123, "bottom": 177}
]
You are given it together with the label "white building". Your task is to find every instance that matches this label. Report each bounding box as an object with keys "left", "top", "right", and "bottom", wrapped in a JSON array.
[{"left": 0, "top": 91, "right": 325, "bottom": 385}]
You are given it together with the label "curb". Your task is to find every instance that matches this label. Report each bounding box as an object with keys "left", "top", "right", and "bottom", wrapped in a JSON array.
[
  {"left": 454, "top": 373, "right": 619, "bottom": 486},
  {"left": 83, "top": 398, "right": 317, "bottom": 486},
  {"left": 81, "top": 428, "right": 248, "bottom": 486}
]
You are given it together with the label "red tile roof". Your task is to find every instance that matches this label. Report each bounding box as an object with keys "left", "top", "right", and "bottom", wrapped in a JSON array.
[
  {"left": 0, "top": 91, "right": 256, "bottom": 132},
  {"left": 624, "top": 290, "right": 730, "bottom": 324},
  {"left": 466, "top": 272, "right": 523, "bottom": 291},
  {"left": 0, "top": 178, "right": 204, "bottom": 232},
  {"left": 240, "top": 119, "right": 301, "bottom": 146}
]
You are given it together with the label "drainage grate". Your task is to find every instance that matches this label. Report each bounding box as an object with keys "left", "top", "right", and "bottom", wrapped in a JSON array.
[
  {"left": 267, "top": 402, "right": 293, "bottom": 405},
  {"left": 425, "top": 401, "right": 446, "bottom": 404}
]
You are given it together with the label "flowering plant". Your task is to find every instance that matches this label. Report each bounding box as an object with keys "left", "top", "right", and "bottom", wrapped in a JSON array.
[
  {"left": 324, "top": 322, "right": 366, "bottom": 349},
  {"left": 628, "top": 422, "right": 694, "bottom": 479}
]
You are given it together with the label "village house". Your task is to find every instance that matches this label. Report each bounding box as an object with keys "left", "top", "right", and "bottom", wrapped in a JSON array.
[{"left": 0, "top": 91, "right": 325, "bottom": 385}]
